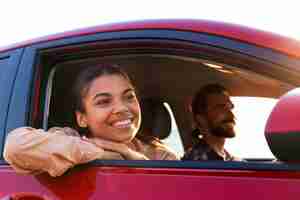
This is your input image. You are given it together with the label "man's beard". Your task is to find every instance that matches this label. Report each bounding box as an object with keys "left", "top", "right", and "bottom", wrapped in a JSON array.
[{"left": 209, "top": 119, "right": 236, "bottom": 138}]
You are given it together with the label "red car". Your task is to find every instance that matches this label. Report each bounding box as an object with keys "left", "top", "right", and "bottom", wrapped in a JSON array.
[{"left": 1, "top": 19, "right": 300, "bottom": 200}]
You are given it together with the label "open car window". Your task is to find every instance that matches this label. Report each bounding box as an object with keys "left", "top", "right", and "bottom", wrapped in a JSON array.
[
  {"left": 33, "top": 34, "right": 299, "bottom": 166},
  {"left": 43, "top": 54, "right": 289, "bottom": 163}
]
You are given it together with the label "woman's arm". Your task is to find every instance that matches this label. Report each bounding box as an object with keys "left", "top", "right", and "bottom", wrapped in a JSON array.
[
  {"left": 88, "top": 137, "right": 179, "bottom": 160},
  {"left": 3, "top": 127, "right": 121, "bottom": 177},
  {"left": 88, "top": 138, "right": 149, "bottom": 160}
]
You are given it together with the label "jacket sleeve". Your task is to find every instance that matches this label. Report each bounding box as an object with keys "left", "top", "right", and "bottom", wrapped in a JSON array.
[
  {"left": 3, "top": 127, "right": 122, "bottom": 177},
  {"left": 133, "top": 139, "right": 179, "bottom": 160},
  {"left": 155, "top": 147, "right": 179, "bottom": 160},
  {"left": 152, "top": 141, "right": 179, "bottom": 160},
  {"left": 160, "top": 150, "right": 179, "bottom": 160}
]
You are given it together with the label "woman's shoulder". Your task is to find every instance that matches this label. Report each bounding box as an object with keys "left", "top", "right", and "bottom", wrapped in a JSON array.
[
  {"left": 48, "top": 127, "right": 81, "bottom": 137},
  {"left": 133, "top": 138, "right": 179, "bottom": 160}
]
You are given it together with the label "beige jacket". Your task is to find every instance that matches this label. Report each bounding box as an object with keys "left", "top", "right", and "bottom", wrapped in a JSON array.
[{"left": 3, "top": 127, "right": 178, "bottom": 177}]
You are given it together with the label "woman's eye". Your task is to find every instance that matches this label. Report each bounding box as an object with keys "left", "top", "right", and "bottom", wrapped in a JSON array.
[
  {"left": 125, "top": 93, "right": 136, "bottom": 101},
  {"left": 95, "top": 99, "right": 111, "bottom": 106}
]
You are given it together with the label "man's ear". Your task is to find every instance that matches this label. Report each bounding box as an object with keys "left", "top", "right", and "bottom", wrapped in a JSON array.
[
  {"left": 75, "top": 111, "right": 87, "bottom": 128},
  {"left": 195, "top": 114, "right": 209, "bottom": 132}
]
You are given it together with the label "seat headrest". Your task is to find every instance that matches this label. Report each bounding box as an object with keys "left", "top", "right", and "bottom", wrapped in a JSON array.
[
  {"left": 265, "top": 88, "right": 300, "bottom": 162},
  {"left": 138, "top": 99, "right": 171, "bottom": 140}
]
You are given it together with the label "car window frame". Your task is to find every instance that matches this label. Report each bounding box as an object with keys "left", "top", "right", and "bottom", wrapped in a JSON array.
[
  {"left": 0, "top": 49, "right": 23, "bottom": 160},
  {"left": 4, "top": 29, "right": 300, "bottom": 170}
]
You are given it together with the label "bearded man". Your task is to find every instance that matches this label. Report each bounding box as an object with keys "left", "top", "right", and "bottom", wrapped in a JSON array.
[{"left": 182, "top": 84, "right": 240, "bottom": 161}]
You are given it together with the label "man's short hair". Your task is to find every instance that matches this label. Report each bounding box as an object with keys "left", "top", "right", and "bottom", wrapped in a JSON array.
[{"left": 191, "top": 83, "right": 228, "bottom": 116}]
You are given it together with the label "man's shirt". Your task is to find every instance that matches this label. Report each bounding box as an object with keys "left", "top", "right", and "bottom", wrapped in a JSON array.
[{"left": 182, "top": 139, "right": 236, "bottom": 161}]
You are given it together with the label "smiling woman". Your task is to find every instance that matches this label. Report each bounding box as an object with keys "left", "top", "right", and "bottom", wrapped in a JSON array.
[{"left": 3, "top": 64, "right": 178, "bottom": 177}]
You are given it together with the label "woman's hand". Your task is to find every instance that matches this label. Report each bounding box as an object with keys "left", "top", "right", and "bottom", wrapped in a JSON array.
[{"left": 86, "top": 138, "right": 149, "bottom": 160}]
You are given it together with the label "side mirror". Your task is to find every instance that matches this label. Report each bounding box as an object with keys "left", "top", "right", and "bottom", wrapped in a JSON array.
[{"left": 265, "top": 88, "right": 300, "bottom": 162}]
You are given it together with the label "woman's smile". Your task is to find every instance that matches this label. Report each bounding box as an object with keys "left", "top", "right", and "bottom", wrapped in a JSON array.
[{"left": 111, "top": 118, "right": 134, "bottom": 128}]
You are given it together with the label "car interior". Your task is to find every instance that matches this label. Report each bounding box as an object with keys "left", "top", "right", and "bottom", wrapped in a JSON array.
[{"left": 41, "top": 51, "right": 297, "bottom": 161}]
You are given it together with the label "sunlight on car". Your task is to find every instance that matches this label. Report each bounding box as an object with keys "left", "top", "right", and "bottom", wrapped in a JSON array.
[{"left": 226, "top": 97, "right": 278, "bottom": 159}]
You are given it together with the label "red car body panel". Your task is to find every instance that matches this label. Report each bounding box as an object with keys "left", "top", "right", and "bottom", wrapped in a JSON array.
[
  {"left": 1, "top": 166, "right": 300, "bottom": 200},
  {"left": 1, "top": 19, "right": 300, "bottom": 58}
]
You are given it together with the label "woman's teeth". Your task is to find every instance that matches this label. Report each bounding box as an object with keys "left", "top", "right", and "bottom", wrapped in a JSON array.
[{"left": 112, "top": 119, "right": 132, "bottom": 128}]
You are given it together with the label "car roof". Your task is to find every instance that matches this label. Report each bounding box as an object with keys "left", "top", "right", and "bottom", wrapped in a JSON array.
[{"left": 1, "top": 19, "right": 300, "bottom": 58}]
